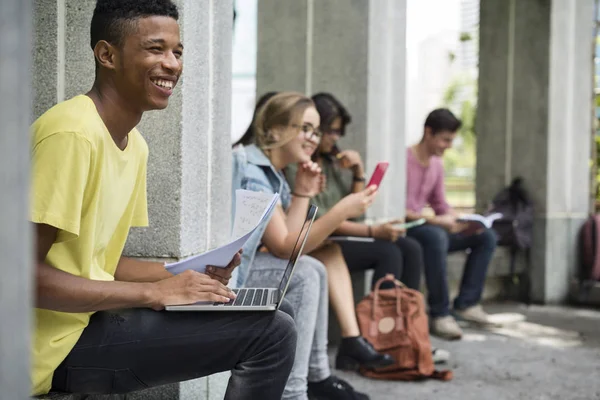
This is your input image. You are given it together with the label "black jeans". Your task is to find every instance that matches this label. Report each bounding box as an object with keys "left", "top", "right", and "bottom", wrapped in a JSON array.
[
  {"left": 407, "top": 224, "right": 497, "bottom": 318},
  {"left": 51, "top": 305, "right": 297, "bottom": 400},
  {"left": 338, "top": 236, "right": 423, "bottom": 290}
]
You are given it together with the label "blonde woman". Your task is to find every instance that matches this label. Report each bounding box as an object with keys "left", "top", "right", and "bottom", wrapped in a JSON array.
[{"left": 232, "top": 92, "right": 390, "bottom": 400}]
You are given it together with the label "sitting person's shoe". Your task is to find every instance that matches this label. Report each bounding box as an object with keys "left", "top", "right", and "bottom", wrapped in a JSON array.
[
  {"left": 432, "top": 347, "right": 451, "bottom": 364},
  {"left": 335, "top": 336, "right": 395, "bottom": 371},
  {"left": 431, "top": 316, "right": 463, "bottom": 340},
  {"left": 453, "top": 304, "right": 500, "bottom": 327},
  {"left": 308, "top": 375, "right": 370, "bottom": 400}
]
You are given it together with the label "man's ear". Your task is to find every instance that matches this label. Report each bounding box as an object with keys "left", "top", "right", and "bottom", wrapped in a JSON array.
[{"left": 93, "top": 40, "right": 118, "bottom": 71}]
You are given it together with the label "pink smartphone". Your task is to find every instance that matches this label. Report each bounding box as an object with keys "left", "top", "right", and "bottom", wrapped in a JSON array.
[{"left": 367, "top": 162, "right": 389, "bottom": 188}]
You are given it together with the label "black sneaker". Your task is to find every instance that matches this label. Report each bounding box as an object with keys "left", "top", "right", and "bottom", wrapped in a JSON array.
[{"left": 307, "top": 375, "right": 370, "bottom": 400}]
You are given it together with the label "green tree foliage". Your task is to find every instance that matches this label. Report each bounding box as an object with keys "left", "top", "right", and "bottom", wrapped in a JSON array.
[{"left": 441, "top": 74, "right": 477, "bottom": 179}]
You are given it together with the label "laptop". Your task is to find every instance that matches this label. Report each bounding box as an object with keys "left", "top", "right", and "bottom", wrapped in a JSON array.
[{"left": 166, "top": 204, "right": 318, "bottom": 312}]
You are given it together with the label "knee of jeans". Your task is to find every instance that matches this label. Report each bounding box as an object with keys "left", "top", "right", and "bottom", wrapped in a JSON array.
[
  {"left": 272, "top": 310, "right": 298, "bottom": 358},
  {"left": 290, "top": 256, "right": 327, "bottom": 294},
  {"left": 301, "top": 255, "right": 328, "bottom": 282},
  {"left": 477, "top": 228, "right": 498, "bottom": 250},
  {"left": 278, "top": 298, "right": 295, "bottom": 319},
  {"left": 419, "top": 225, "right": 449, "bottom": 251}
]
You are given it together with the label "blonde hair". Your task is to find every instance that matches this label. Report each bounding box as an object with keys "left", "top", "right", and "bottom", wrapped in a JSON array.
[{"left": 253, "top": 92, "right": 315, "bottom": 149}]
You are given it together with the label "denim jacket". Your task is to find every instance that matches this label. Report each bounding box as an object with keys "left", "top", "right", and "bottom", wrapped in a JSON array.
[{"left": 231, "top": 144, "right": 291, "bottom": 287}]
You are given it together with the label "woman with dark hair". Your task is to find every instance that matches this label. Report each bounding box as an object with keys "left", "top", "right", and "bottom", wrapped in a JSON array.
[{"left": 286, "top": 92, "right": 450, "bottom": 364}]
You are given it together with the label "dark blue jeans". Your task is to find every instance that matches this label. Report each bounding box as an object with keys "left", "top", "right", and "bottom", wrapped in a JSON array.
[
  {"left": 407, "top": 224, "right": 497, "bottom": 318},
  {"left": 51, "top": 304, "right": 297, "bottom": 400}
]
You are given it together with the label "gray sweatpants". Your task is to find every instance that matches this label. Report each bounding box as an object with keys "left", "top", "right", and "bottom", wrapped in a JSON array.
[{"left": 244, "top": 253, "right": 331, "bottom": 400}]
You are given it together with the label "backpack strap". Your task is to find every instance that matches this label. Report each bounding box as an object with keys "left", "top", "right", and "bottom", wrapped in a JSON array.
[{"left": 431, "top": 370, "right": 454, "bottom": 381}]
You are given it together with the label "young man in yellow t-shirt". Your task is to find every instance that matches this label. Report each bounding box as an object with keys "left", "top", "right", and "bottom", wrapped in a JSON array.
[{"left": 30, "top": 1, "right": 296, "bottom": 398}]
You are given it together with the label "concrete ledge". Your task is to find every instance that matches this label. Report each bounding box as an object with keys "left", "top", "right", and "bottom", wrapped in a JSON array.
[
  {"left": 36, "top": 373, "right": 231, "bottom": 400},
  {"left": 37, "top": 383, "right": 178, "bottom": 400}
]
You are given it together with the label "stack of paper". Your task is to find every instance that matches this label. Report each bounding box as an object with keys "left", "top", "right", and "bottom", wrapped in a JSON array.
[{"left": 165, "top": 190, "right": 279, "bottom": 275}]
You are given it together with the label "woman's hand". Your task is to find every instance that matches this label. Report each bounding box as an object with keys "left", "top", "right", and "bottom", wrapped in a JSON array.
[
  {"left": 337, "top": 150, "right": 364, "bottom": 177},
  {"left": 336, "top": 185, "right": 378, "bottom": 219},
  {"left": 319, "top": 174, "right": 327, "bottom": 194},
  {"left": 372, "top": 220, "right": 405, "bottom": 241},
  {"left": 293, "top": 161, "right": 322, "bottom": 197}
]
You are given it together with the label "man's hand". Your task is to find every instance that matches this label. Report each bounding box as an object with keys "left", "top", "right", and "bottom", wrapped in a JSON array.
[
  {"left": 449, "top": 221, "right": 470, "bottom": 234},
  {"left": 205, "top": 250, "right": 242, "bottom": 285},
  {"left": 372, "top": 219, "right": 405, "bottom": 242},
  {"left": 429, "top": 214, "right": 456, "bottom": 231},
  {"left": 149, "top": 270, "right": 237, "bottom": 310},
  {"left": 429, "top": 214, "right": 469, "bottom": 234},
  {"left": 293, "top": 161, "right": 322, "bottom": 197}
]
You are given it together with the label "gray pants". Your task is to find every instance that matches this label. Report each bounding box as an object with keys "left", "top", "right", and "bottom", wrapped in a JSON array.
[{"left": 245, "top": 253, "right": 331, "bottom": 400}]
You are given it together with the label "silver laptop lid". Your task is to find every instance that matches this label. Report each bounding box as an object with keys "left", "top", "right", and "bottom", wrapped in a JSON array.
[{"left": 276, "top": 204, "right": 318, "bottom": 305}]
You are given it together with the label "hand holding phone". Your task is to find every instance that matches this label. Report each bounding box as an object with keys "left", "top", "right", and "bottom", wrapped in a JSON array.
[
  {"left": 367, "top": 162, "right": 390, "bottom": 188},
  {"left": 391, "top": 218, "right": 426, "bottom": 230}
]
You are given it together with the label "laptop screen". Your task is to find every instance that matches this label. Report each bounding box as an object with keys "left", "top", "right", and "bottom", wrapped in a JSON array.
[{"left": 277, "top": 204, "right": 318, "bottom": 299}]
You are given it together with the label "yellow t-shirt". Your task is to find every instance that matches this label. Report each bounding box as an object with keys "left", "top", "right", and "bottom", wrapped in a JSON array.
[{"left": 30, "top": 95, "right": 149, "bottom": 395}]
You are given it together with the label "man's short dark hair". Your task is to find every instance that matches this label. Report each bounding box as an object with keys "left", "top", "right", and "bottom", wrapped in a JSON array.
[
  {"left": 90, "top": 0, "right": 179, "bottom": 50},
  {"left": 424, "top": 108, "right": 462, "bottom": 134}
]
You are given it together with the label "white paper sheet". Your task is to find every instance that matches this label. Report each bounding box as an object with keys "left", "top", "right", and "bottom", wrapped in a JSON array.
[{"left": 165, "top": 190, "right": 279, "bottom": 275}]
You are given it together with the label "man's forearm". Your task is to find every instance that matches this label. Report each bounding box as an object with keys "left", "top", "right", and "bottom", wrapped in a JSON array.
[
  {"left": 115, "top": 257, "right": 173, "bottom": 283},
  {"left": 36, "top": 263, "right": 154, "bottom": 313}
]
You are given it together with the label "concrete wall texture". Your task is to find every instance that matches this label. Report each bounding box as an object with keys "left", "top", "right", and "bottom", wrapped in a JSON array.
[{"left": 476, "top": 0, "right": 594, "bottom": 303}]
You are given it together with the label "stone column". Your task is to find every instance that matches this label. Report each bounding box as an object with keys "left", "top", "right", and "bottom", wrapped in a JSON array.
[
  {"left": 257, "top": 0, "right": 407, "bottom": 221},
  {"left": 33, "top": 0, "right": 232, "bottom": 398},
  {"left": 476, "top": 0, "right": 594, "bottom": 303},
  {"left": 0, "top": 1, "right": 32, "bottom": 398}
]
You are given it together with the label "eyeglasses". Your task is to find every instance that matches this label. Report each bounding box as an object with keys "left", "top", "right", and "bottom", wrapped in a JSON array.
[{"left": 291, "top": 124, "right": 322, "bottom": 141}]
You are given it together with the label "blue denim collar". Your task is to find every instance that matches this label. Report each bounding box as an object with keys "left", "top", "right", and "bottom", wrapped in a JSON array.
[{"left": 244, "top": 144, "right": 272, "bottom": 168}]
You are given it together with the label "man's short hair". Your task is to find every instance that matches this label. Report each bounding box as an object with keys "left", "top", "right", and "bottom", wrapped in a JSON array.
[
  {"left": 90, "top": 0, "right": 179, "bottom": 50},
  {"left": 424, "top": 108, "right": 462, "bottom": 134}
]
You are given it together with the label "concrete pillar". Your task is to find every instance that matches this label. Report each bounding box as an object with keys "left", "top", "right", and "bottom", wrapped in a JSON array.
[
  {"left": 257, "top": 0, "right": 407, "bottom": 220},
  {"left": 476, "top": 0, "right": 594, "bottom": 303},
  {"left": 33, "top": 0, "right": 232, "bottom": 398},
  {"left": 0, "top": 0, "right": 32, "bottom": 399}
]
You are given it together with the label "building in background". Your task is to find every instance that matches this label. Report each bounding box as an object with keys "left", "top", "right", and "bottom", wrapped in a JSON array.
[
  {"left": 231, "top": 0, "right": 257, "bottom": 144},
  {"left": 459, "top": 0, "right": 479, "bottom": 76},
  {"left": 405, "top": 0, "right": 461, "bottom": 145}
]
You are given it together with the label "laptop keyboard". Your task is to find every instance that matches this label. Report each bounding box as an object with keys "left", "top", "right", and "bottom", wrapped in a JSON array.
[{"left": 214, "top": 288, "right": 269, "bottom": 307}]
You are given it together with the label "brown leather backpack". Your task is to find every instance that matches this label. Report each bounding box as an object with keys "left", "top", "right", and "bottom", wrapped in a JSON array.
[{"left": 356, "top": 274, "right": 452, "bottom": 381}]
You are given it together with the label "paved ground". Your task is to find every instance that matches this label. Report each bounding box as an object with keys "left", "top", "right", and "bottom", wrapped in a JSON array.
[{"left": 329, "top": 302, "right": 600, "bottom": 400}]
